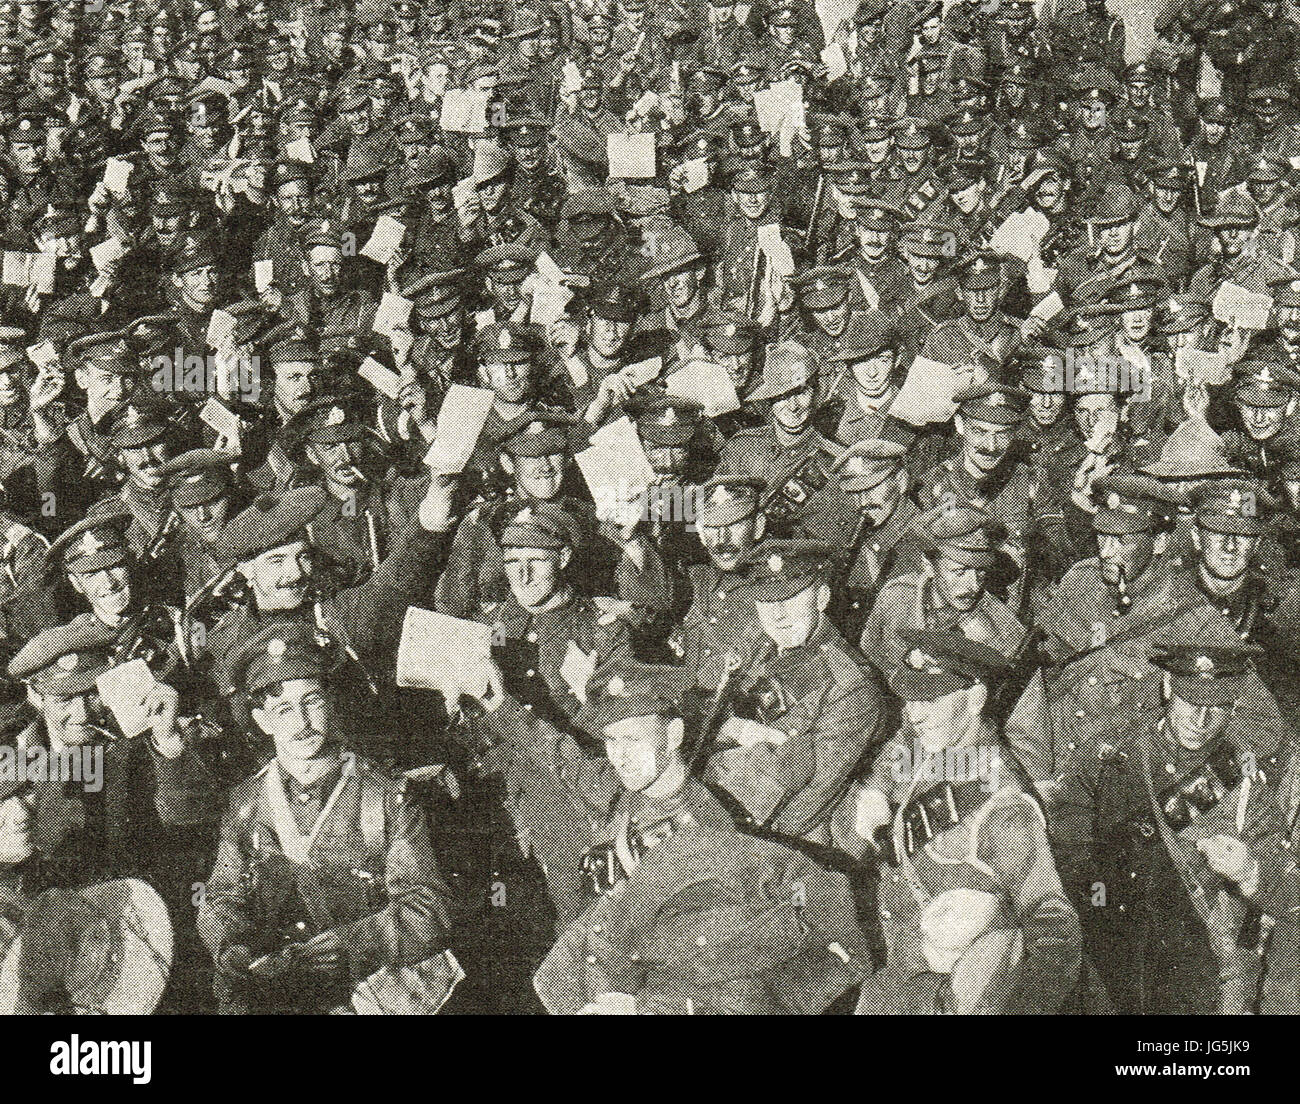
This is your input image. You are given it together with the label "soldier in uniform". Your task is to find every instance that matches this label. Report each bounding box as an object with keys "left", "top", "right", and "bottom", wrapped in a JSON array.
[
  {"left": 1051, "top": 643, "right": 1288, "bottom": 1013},
  {"left": 919, "top": 252, "right": 1020, "bottom": 373},
  {"left": 156, "top": 448, "right": 240, "bottom": 603},
  {"left": 850, "top": 628, "right": 1082, "bottom": 1014},
  {"left": 1052, "top": 183, "right": 1165, "bottom": 310},
  {"left": 1217, "top": 360, "right": 1300, "bottom": 496},
  {"left": 197, "top": 622, "right": 453, "bottom": 1014},
  {"left": 1188, "top": 191, "right": 1294, "bottom": 303}
]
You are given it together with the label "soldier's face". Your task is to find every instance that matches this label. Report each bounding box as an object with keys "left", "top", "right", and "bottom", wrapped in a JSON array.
[
  {"left": 254, "top": 678, "right": 336, "bottom": 762},
  {"left": 1029, "top": 390, "right": 1065, "bottom": 426},
  {"left": 1193, "top": 526, "right": 1258, "bottom": 582},
  {"left": 1249, "top": 178, "right": 1281, "bottom": 207},
  {"left": 276, "top": 180, "right": 312, "bottom": 226},
  {"left": 859, "top": 17, "right": 882, "bottom": 42},
  {"left": 931, "top": 554, "right": 986, "bottom": 613},
  {"left": 664, "top": 268, "right": 700, "bottom": 310},
  {"left": 587, "top": 315, "right": 634, "bottom": 358},
  {"left": 864, "top": 137, "right": 890, "bottom": 164},
  {"left": 76, "top": 363, "right": 131, "bottom": 409},
  {"left": 811, "top": 301, "right": 851, "bottom": 337},
  {"left": 307, "top": 247, "right": 342, "bottom": 297},
  {"left": 1217, "top": 226, "right": 1253, "bottom": 257},
  {"left": 1152, "top": 182, "right": 1180, "bottom": 215},
  {"left": 121, "top": 439, "right": 171, "bottom": 490},
  {"left": 1237, "top": 399, "right": 1287, "bottom": 440},
  {"left": 477, "top": 178, "right": 507, "bottom": 212},
  {"left": 41, "top": 689, "right": 110, "bottom": 748},
  {"left": 274, "top": 363, "right": 316, "bottom": 415},
  {"left": 70, "top": 564, "right": 133, "bottom": 622},
  {"left": 514, "top": 142, "right": 544, "bottom": 171},
  {"left": 1001, "top": 83, "right": 1026, "bottom": 108},
  {"left": 856, "top": 222, "right": 889, "bottom": 258},
  {"left": 1097, "top": 219, "right": 1133, "bottom": 256},
  {"left": 954, "top": 133, "right": 981, "bottom": 159},
  {"left": 1097, "top": 530, "right": 1155, "bottom": 584},
  {"left": 851, "top": 351, "right": 894, "bottom": 396},
  {"left": 1119, "top": 306, "right": 1153, "bottom": 342},
  {"left": 647, "top": 444, "right": 689, "bottom": 477},
  {"left": 732, "top": 187, "right": 772, "bottom": 220},
  {"left": 0, "top": 363, "right": 22, "bottom": 405},
  {"left": 717, "top": 351, "right": 753, "bottom": 390},
  {"left": 174, "top": 265, "right": 219, "bottom": 309},
  {"left": 1280, "top": 305, "right": 1300, "bottom": 337},
  {"left": 426, "top": 310, "right": 463, "bottom": 349},
  {"left": 242, "top": 540, "right": 313, "bottom": 610},
  {"left": 1033, "top": 175, "right": 1063, "bottom": 211},
  {"left": 920, "top": 15, "right": 942, "bottom": 43},
  {"left": 770, "top": 383, "right": 816, "bottom": 434},
  {"left": 959, "top": 416, "right": 1012, "bottom": 472},
  {"left": 481, "top": 358, "right": 533, "bottom": 404},
  {"left": 1126, "top": 80, "right": 1152, "bottom": 106},
  {"left": 701, "top": 514, "right": 761, "bottom": 571},
  {"left": 1080, "top": 100, "right": 1107, "bottom": 129},
  {"left": 756, "top": 582, "right": 827, "bottom": 650},
  {"left": 1073, "top": 393, "right": 1119, "bottom": 438},
  {"left": 905, "top": 683, "right": 988, "bottom": 750},
  {"left": 307, "top": 439, "right": 367, "bottom": 486},
  {"left": 512, "top": 453, "right": 565, "bottom": 500},
  {"left": 603, "top": 714, "right": 682, "bottom": 793},
  {"left": 503, "top": 546, "right": 567, "bottom": 607},
  {"left": 1165, "top": 691, "right": 1230, "bottom": 752},
  {"left": 856, "top": 471, "right": 905, "bottom": 525},
  {"left": 178, "top": 496, "right": 230, "bottom": 541},
  {"left": 10, "top": 138, "right": 40, "bottom": 174},
  {"left": 1202, "top": 120, "right": 1226, "bottom": 144},
  {"left": 905, "top": 251, "right": 939, "bottom": 283},
  {"left": 962, "top": 284, "right": 998, "bottom": 322}
]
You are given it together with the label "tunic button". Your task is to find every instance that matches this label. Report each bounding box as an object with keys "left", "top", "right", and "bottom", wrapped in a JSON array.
[
  {"left": 586, "top": 955, "right": 597, "bottom": 964},
  {"left": 526, "top": 631, "right": 537, "bottom": 643},
  {"left": 523, "top": 703, "right": 533, "bottom": 711},
  {"left": 1068, "top": 742, "right": 1077, "bottom": 751},
  {"left": 696, "top": 936, "right": 708, "bottom": 947},
  {"left": 880, "top": 908, "right": 891, "bottom": 920},
  {"left": 591, "top": 925, "right": 603, "bottom": 934},
  {"left": 702, "top": 647, "right": 712, "bottom": 657},
  {"left": 1075, "top": 710, "right": 1086, "bottom": 719},
  {"left": 1165, "top": 762, "right": 1176, "bottom": 774},
  {"left": 708, "top": 617, "right": 719, "bottom": 625},
  {"left": 1087, "top": 677, "right": 1098, "bottom": 686},
  {"left": 526, "top": 669, "right": 536, "bottom": 677}
]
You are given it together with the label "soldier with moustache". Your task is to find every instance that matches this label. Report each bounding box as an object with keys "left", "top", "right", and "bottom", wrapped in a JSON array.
[
  {"left": 837, "top": 199, "right": 911, "bottom": 315},
  {"left": 1216, "top": 360, "right": 1300, "bottom": 497},
  {"left": 1188, "top": 192, "right": 1296, "bottom": 306}
]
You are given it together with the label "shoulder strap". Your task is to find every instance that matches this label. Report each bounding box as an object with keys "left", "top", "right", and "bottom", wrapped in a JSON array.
[{"left": 359, "top": 764, "right": 387, "bottom": 856}]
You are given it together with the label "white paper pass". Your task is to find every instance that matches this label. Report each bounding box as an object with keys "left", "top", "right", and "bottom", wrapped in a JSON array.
[
  {"left": 395, "top": 606, "right": 494, "bottom": 692},
  {"left": 1212, "top": 281, "right": 1273, "bottom": 331},
  {"left": 565, "top": 355, "right": 589, "bottom": 389},
  {"left": 1025, "top": 255, "right": 1057, "bottom": 295},
  {"left": 529, "top": 280, "right": 573, "bottom": 327},
  {"left": 90, "top": 236, "right": 128, "bottom": 273},
  {"left": 200, "top": 396, "right": 242, "bottom": 451},
  {"left": 205, "top": 308, "right": 236, "bottom": 351},
  {"left": 253, "top": 258, "right": 275, "bottom": 294},
  {"left": 889, "top": 356, "right": 974, "bottom": 426},
  {"left": 821, "top": 43, "right": 848, "bottom": 82},
  {"left": 359, "top": 357, "right": 402, "bottom": 399},
  {"left": 286, "top": 136, "right": 315, "bottom": 163},
  {"left": 631, "top": 91, "right": 660, "bottom": 117},
  {"left": 755, "top": 224, "right": 795, "bottom": 277},
  {"left": 360, "top": 215, "right": 407, "bottom": 264},
  {"left": 373, "top": 292, "right": 415, "bottom": 337},
  {"left": 576, "top": 443, "right": 652, "bottom": 523},
  {"left": 988, "top": 208, "right": 1049, "bottom": 264},
  {"left": 621, "top": 356, "right": 663, "bottom": 388},
  {"left": 562, "top": 60, "right": 583, "bottom": 94},
  {"left": 95, "top": 659, "right": 157, "bottom": 740},
  {"left": 1030, "top": 290, "right": 1065, "bottom": 321},
  {"left": 26, "top": 340, "right": 57, "bottom": 368},
  {"left": 680, "top": 157, "right": 710, "bottom": 193},
  {"left": 102, "top": 157, "right": 133, "bottom": 196},
  {"left": 1197, "top": 52, "right": 1222, "bottom": 99},
  {"left": 535, "top": 251, "right": 565, "bottom": 285},
  {"left": 607, "top": 132, "right": 657, "bottom": 180},
  {"left": 28, "top": 253, "right": 55, "bottom": 295},
  {"left": 591, "top": 415, "right": 642, "bottom": 456},
  {"left": 666, "top": 358, "right": 740, "bottom": 417},
  {"left": 1087, "top": 408, "right": 1120, "bottom": 450},
  {"left": 424, "top": 384, "right": 494, "bottom": 474},
  {"left": 440, "top": 89, "right": 490, "bottom": 134},
  {"left": 1177, "top": 347, "right": 1231, "bottom": 386},
  {"left": 560, "top": 641, "right": 597, "bottom": 702}
]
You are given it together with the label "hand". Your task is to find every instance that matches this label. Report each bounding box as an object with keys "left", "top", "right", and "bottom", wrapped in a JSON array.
[
  {"left": 28, "top": 364, "right": 65, "bottom": 412},
  {"left": 1197, "top": 834, "right": 1259, "bottom": 887},
  {"left": 0, "top": 794, "right": 35, "bottom": 865},
  {"left": 1020, "top": 316, "right": 1048, "bottom": 342},
  {"left": 88, "top": 181, "right": 113, "bottom": 214},
  {"left": 147, "top": 682, "right": 184, "bottom": 759},
  {"left": 397, "top": 366, "right": 428, "bottom": 423},
  {"left": 578, "top": 992, "right": 637, "bottom": 1014},
  {"left": 299, "top": 929, "right": 346, "bottom": 974},
  {"left": 853, "top": 786, "right": 892, "bottom": 841},
  {"left": 418, "top": 473, "right": 458, "bottom": 533},
  {"left": 23, "top": 283, "right": 43, "bottom": 313},
  {"left": 352, "top": 964, "right": 451, "bottom": 1015},
  {"left": 547, "top": 317, "right": 581, "bottom": 358},
  {"left": 389, "top": 324, "right": 415, "bottom": 366},
  {"left": 619, "top": 51, "right": 638, "bottom": 73},
  {"left": 1182, "top": 378, "right": 1210, "bottom": 420},
  {"left": 259, "top": 285, "right": 284, "bottom": 313}
]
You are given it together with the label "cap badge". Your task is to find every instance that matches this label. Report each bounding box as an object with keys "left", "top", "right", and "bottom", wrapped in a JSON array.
[
  {"left": 607, "top": 675, "right": 626, "bottom": 696},
  {"left": 76, "top": 531, "right": 106, "bottom": 558},
  {"left": 57, "top": 653, "right": 79, "bottom": 672},
  {"left": 326, "top": 406, "right": 345, "bottom": 426},
  {"left": 1195, "top": 654, "right": 1214, "bottom": 675},
  {"left": 267, "top": 638, "right": 287, "bottom": 659},
  {"left": 768, "top": 553, "right": 784, "bottom": 574}
]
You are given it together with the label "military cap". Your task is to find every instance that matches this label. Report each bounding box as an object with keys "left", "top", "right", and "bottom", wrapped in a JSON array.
[
  {"left": 1150, "top": 643, "right": 1261, "bottom": 707},
  {"left": 696, "top": 475, "right": 764, "bottom": 527},
  {"left": 1069, "top": 66, "right": 1121, "bottom": 104},
  {"left": 583, "top": 282, "right": 645, "bottom": 322},
  {"left": 893, "top": 118, "right": 932, "bottom": 150},
  {"left": 728, "top": 163, "right": 775, "bottom": 193},
  {"left": 500, "top": 412, "right": 573, "bottom": 458},
  {"left": 890, "top": 626, "right": 1013, "bottom": 701},
  {"left": 1272, "top": 276, "right": 1300, "bottom": 309},
  {"left": 1189, "top": 478, "right": 1271, "bottom": 536},
  {"left": 624, "top": 394, "right": 698, "bottom": 447},
  {"left": 899, "top": 222, "right": 956, "bottom": 258},
  {"left": 954, "top": 252, "right": 1002, "bottom": 291},
  {"left": 25, "top": 43, "right": 66, "bottom": 70},
  {"left": 1103, "top": 276, "right": 1167, "bottom": 312},
  {"left": 699, "top": 310, "right": 757, "bottom": 355},
  {"left": 66, "top": 330, "right": 134, "bottom": 371},
  {"left": 170, "top": 235, "right": 217, "bottom": 274},
  {"left": 792, "top": 266, "right": 852, "bottom": 311},
  {"left": 341, "top": 146, "right": 391, "bottom": 185},
  {"left": 747, "top": 340, "right": 816, "bottom": 403},
  {"left": 46, "top": 508, "right": 131, "bottom": 575},
  {"left": 912, "top": 0, "right": 943, "bottom": 27},
  {"left": 400, "top": 149, "right": 459, "bottom": 193},
  {"left": 159, "top": 447, "right": 235, "bottom": 508},
  {"left": 476, "top": 322, "right": 536, "bottom": 364},
  {"left": 1233, "top": 360, "right": 1300, "bottom": 407},
  {"left": 1113, "top": 113, "right": 1149, "bottom": 142},
  {"left": 505, "top": 8, "right": 546, "bottom": 36},
  {"left": 766, "top": 3, "right": 799, "bottom": 26},
  {"left": 1246, "top": 153, "right": 1288, "bottom": 184},
  {"left": 643, "top": 232, "right": 705, "bottom": 281},
  {"left": 83, "top": 52, "right": 120, "bottom": 78},
  {"left": 687, "top": 66, "right": 727, "bottom": 94},
  {"left": 573, "top": 657, "right": 690, "bottom": 735},
  {"left": 1199, "top": 98, "right": 1232, "bottom": 124},
  {"left": 1147, "top": 160, "right": 1189, "bottom": 188},
  {"left": 1199, "top": 189, "right": 1259, "bottom": 228},
  {"left": 856, "top": 116, "right": 891, "bottom": 143},
  {"left": 268, "top": 158, "right": 313, "bottom": 192},
  {"left": 175, "top": 38, "right": 203, "bottom": 64},
  {"left": 497, "top": 501, "right": 572, "bottom": 550},
  {"left": 1051, "top": 310, "right": 1118, "bottom": 348},
  {"left": 855, "top": 0, "right": 888, "bottom": 21},
  {"left": 1155, "top": 295, "right": 1210, "bottom": 334},
  {"left": 833, "top": 438, "right": 907, "bottom": 493},
  {"left": 955, "top": 381, "right": 1028, "bottom": 425},
  {"left": 32, "top": 204, "right": 80, "bottom": 237},
  {"left": 1248, "top": 84, "right": 1286, "bottom": 106},
  {"left": 187, "top": 91, "right": 228, "bottom": 128},
  {"left": 6, "top": 113, "right": 43, "bottom": 142},
  {"left": 810, "top": 114, "right": 851, "bottom": 147},
  {"left": 912, "top": 503, "right": 1006, "bottom": 568},
  {"left": 997, "top": 62, "right": 1036, "bottom": 87},
  {"left": 0, "top": 38, "right": 20, "bottom": 64},
  {"left": 1138, "top": 417, "right": 1242, "bottom": 480},
  {"left": 857, "top": 71, "right": 892, "bottom": 97},
  {"left": 336, "top": 85, "right": 370, "bottom": 112},
  {"left": 853, "top": 197, "right": 906, "bottom": 231},
  {"left": 229, "top": 622, "right": 340, "bottom": 696},
  {"left": 474, "top": 243, "right": 535, "bottom": 284},
  {"left": 1017, "top": 347, "right": 1067, "bottom": 393},
  {"left": 211, "top": 485, "right": 338, "bottom": 563},
  {"left": 746, "top": 540, "right": 833, "bottom": 601},
  {"left": 502, "top": 115, "right": 550, "bottom": 148},
  {"left": 824, "top": 310, "right": 895, "bottom": 363},
  {"left": 300, "top": 218, "right": 342, "bottom": 252},
  {"left": 947, "top": 108, "right": 987, "bottom": 138},
  {"left": 827, "top": 161, "right": 873, "bottom": 196},
  {"left": 286, "top": 396, "right": 372, "bottom": 457},
  {"left": 1001, "top": 120, "right": 1039, "bottom": 150},
  {"left": 730, "top": 119, "right": 768, "bottom": 149},
  {"left": 7, "top": 619, "right": 115, "bottom": 696},
  {"left": 560, "top": 187, "right": 617, "bottom": 222},
  {"left": 218, "top": 44, "right": 253, "bottom": 70},
  {"left": 266, "top": 334, "right": 318, "bottom": 368},
  {"left": 1086, "top": 183, "right": 1140, "bottom": 225},
  {"left": 107, "top": 399, "right": 170, "bottom": 450}
]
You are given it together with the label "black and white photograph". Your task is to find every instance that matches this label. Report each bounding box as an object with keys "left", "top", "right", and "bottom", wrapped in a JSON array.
[{"left": 0, "top": 0, "right": 1293, "bottom": 1082}]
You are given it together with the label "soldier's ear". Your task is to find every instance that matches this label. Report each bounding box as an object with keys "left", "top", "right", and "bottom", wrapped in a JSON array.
[
  {"left": 249, "top": 704, "right": 273, "bottom": 735},
  {"left": 499, "top": 453, "right": 515, "bottom": 477},
  {"left": 1153, "top": 531, "right": 1169, "bottom": 555},
  {"left": 558, "top": 546, "right": 572, "bottom": 571},
  {"left": 954, "top": 414, "right": 966, "bottom": 436},
  {"left": 1288, "top": 396, "right": 1297, "bottom": 418},
  {"left": 1161, "top": 671, "right": 1173, "bottom": 703},
  {"left": 816, "top": 582, "right": 832, "bottom": 612},
  {"left": 1190, "top": 526, "right": 1202, "bottom": 553},
  {"left": 665, "top": 716, "right": 685, "bottom": 752},
  {"left": 26, "top": 685, "right": 43, "bottom": 712},
  {"left": 753, "top": 511, "right": 766, "bottom": 540}
]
